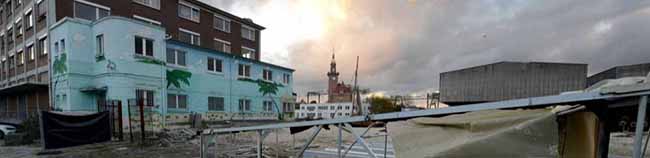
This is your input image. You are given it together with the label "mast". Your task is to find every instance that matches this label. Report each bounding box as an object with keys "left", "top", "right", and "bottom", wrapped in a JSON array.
[{"left": 353, "top": 56, "right": 362, "bottom": 115}]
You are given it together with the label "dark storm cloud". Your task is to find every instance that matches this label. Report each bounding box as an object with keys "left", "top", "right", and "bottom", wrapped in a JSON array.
[{"left": 201, "top": 0, "right": 650, "bottom": 96}]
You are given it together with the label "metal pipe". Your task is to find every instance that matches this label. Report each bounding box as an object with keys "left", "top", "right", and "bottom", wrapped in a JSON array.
[
  {"left": 338, "top": 123, "right": 342, "bottom": 158},
  {"left": 384, "top": 126, "right": 388, "bottom": 158},
  {"left": 343, "top": 122, "right": 377, "bottom": 157},
  {"left": 257, "top": 130, "right": 263, "bottom": 158},
  {"left": 200, "top": 135, "right": 207, "bottom": 158},
  {"left": 633, "top": 95, "right": 648, "bottom": 158},
  {"left": 297, "top": 125, "right": 323, "bottom": 157},
  {"left": 343, "top": 123, "right": 378, "bottom": 158}
]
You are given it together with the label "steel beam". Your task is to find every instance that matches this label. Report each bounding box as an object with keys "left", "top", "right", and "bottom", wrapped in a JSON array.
[
  {"left": 633, "top": 95, "right": 648, "bottom": 158},
  {"left": 257, "top": 130, "right": 263, "bottom": 158},
  {"left": 212, "top": 134, "right": 218, "bottom": 158},
  {"left": 342, "top": 122, "right": 377, "bottom": 157},
  {"left": 343, "top": 123, "right": 378, "bottom": 158},
  {"left": 337, "top": 123, "right": 342, "bottom": 158},
  {"left": 297, "top": 125, "right": 323, "bottom": 157},
  {"left": 200, "top": 135, "right": 207, "bottom": 158},
  {"left": 203, "top": 89, "right": 650, "bottom": 135}
]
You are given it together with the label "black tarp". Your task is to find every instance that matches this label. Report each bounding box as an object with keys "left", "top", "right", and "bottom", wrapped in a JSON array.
[{"left": 41, "top": 111, "right": 111, "bottom": 149}]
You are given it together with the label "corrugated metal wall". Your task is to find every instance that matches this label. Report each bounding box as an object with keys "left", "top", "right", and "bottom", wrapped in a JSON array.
[{"left": 440, "top": 62, "right": 587, "bottom": 104}]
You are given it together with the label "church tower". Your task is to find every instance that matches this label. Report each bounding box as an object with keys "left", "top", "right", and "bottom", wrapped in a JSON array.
[{"left": 327, "top": 53, "right": 339, "bottom": 97}]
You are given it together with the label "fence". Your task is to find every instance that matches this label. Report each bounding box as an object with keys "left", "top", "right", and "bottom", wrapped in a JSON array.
[{"left": 100, "top": 100, "right": 124, "bottom": 141}]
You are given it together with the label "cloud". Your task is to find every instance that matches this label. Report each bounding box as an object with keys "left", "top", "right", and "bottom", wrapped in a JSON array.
[{"left": 201, "top": 0, "right": 650, "bottom": 96}]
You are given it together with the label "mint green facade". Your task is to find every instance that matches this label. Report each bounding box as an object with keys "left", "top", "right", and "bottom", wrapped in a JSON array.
[{"left": 49, "top": 17, "right": 294, "bottom": 124}]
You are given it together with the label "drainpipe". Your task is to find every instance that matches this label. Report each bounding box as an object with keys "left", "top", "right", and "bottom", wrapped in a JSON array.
[
  {"left": 229, "top": 58, "right": 233, "bottom": 120},
  {"left": 161, "top": 52, "right": 166, "bottom": 128}
]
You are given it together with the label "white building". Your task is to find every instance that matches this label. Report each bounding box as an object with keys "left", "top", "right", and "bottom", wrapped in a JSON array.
[{"left": 295, "top": 102, "right": 370, "bottom": 119}]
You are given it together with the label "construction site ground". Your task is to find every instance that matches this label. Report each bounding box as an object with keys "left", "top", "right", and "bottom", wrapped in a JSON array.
[{"left": 0, "top": 126, "right": 648, "bottom": 158}]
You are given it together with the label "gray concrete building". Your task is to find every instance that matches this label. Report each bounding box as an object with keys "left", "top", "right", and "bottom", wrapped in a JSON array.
[
  {"left": 587, "top": 63, "right": 650, "bottom": 86},
  {"left": 440, "top": 61, "right": 587, "bottom": 106}
]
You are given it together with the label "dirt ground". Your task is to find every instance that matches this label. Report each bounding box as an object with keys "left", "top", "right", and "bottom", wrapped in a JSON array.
[
  {"left": 0, "top": 126, "right": 386, "bottom": 158},
  {"left": 1, "top": 130, "right": 648, "bottom": 158}
]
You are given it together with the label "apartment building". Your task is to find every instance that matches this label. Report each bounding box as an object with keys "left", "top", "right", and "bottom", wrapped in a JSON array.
[
  {"left": 0, "top": 0, "right": 275, "bottom": 123},
  {"left": 295, "top": 102, "right": 370, "bottom": 119}
]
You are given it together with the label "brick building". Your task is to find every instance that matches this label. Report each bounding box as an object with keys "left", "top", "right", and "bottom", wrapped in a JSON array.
[
  {"left": 0, "top": 0, "right": 272, "bottom": 123},
  {"left": 326, "top": 54, "right": 352, "bottom": 103}
]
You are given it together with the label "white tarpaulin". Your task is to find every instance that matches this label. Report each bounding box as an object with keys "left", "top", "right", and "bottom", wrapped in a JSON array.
[{"left": 388, "top": 109, "right": 561, "bottom": 158}]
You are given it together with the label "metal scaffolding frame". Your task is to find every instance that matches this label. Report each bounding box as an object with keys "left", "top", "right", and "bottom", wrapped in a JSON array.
[{"left": 200, "top": 83, "right": 650, "bottom": 158}]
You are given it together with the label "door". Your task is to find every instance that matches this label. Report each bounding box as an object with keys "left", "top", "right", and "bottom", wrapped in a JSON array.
[{"left": 18, "top": 95, "right": 26, "bottom": 120}]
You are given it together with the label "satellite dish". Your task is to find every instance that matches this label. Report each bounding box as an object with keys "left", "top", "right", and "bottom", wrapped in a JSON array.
[{"left": 165, "top": 34, "right": 172, "bottom": 39}]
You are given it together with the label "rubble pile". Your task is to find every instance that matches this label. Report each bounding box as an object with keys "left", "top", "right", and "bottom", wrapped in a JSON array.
[{"left": 157, "top": 128, "right": 200, "bottom": 147}]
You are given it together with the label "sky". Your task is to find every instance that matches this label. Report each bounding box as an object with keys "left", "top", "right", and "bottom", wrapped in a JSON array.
[{"left": 200, "top": 0, "right": 650, "bottom": 98}]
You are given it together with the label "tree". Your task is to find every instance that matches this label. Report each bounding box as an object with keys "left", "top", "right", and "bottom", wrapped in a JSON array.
[{"left": 369, "top": 96, "right": 401, "bottom": 114}]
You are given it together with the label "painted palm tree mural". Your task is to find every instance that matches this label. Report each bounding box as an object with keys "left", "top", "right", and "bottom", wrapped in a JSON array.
[
  {"left": 167, "top": 69, "right": 192, "bottom": 88},
  {"left": 137, "top": 58, "right": 193, "bottom": 89},
  {"left": 52, "top": 53, "right": 68, "bottom": 110},
  {"left": 240, "top": 78, "right": 285, "bottom": 120},
  {"left": 53, "top": 53, "right": 67, "bottom": 74}
]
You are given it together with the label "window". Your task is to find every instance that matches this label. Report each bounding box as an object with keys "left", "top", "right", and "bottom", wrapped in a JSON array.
[
  {"left": 178, "top": 2, "right": 199, "bottom": 22},
  {"left": 238, "top": 99, "right": 251, "bottom": 111},
  {"left": 54, "top": 42, "right": 58, "bottom": 54},
  {"left": 6, "top": 1, "right": 12, "bottom": 16},
  {"left": 17, "top": 51, "right": 23, "bottom": 65},
  {"left": 345, "top": 106, "right": 350, "bottom": 110},
  {"left": 179, "top": 28, "right": 200, "bottom": 46},
  {"left": 133, "top": 15, "right": 161, "bottom": 25},
  {"left": 39, "top": 37, "right": 47, "bottom": 55},
  {"left": 166, "top": 48, "right": 186, "bottom": 66},
  {"left": 167, "top": 94, "right": 187, "bottom": 109},
  {"left": 213, "top": 38, "right": 230, "bottom": 53},
  {"left": 263, "top": 101, "right": 273, "bottom": 112},
  {"left": 25, "top": 10, "right": 33, "bottom": 28},
  {"left": 74, "top": 1, "right": 110, "bottom": 21},
  {"left": 263, "top": 69, "right": 273, "bottom": 81},
  {"left": 133, "top": 0, "right": 160, "bottom": 9},
  {"left": 15, "top": 19, "right": 22, "bottom": 36},
  {"left": 241, "top": 25, "right": 256, "bottom": 41},
  {"left": 208, "top": 97, "right": 224, "bottom": 111},
  {"left": 241, "top": 47, "right": 255, "bottom": 59},
  {"left": 283, "top": 74, "right": 291, "bottom": 84},
  {"left": 283, "top": 102, "right": 293, "bottom": 112},
  {"left": 37, "top": 0, "right": 47, "bottom": 20},
  {"left": 6, "top": 28, "right": 13, "bottom": 45},
  {"left": 214, "top": 15, "right": 230, "bottom": 32},
  {"left": 27, "top": 45, "right": 34, "bottom": 61},
  {"left": 238, "top": 64, "right": 250, "bottom": 78},
  {"left": 136, "top": 89, "right": 154, "bottom": 106},
  {"left": 60, "top": 39, "right": 65, "bottom": 53},
  {"left": 207, "top": 57, "right": 222, "bottom": 73},
  {"left": 135, "top": 36, "right": 153, "bottom": 56},
  {"left": 8, "top": 55, "right": 14, "bottom": 68},
  {"left": 96, "top": 35, "right": 104, "bottom": 57}
]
